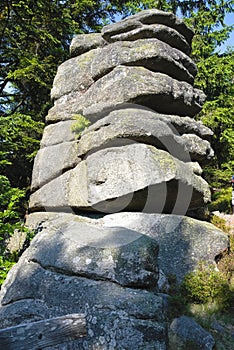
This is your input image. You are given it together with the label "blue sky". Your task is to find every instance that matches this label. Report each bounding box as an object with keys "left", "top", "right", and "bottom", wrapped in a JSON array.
[{"left": 219, "top": 13, "right": 234, "bottom": 52}]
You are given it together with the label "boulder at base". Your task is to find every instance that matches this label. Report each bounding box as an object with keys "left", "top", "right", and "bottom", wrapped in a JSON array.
[
  {"left": 101, "top": 212, "right": 229, "bottom": 284},
  {"left": 0, "top": 213, "right": 166, "bottom": 350}
]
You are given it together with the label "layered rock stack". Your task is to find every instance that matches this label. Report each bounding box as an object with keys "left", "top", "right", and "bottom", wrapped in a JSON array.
[{"left": 0, "top": 10, "right": 228, "bottom": 349}]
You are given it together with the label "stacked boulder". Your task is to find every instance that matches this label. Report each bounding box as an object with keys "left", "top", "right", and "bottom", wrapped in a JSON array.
[
  {"left": 29, "top": 9, "right": 215, "bottom": 216},
  {"left": 0, "top": 10, "right": 228, "bottom": 350}
]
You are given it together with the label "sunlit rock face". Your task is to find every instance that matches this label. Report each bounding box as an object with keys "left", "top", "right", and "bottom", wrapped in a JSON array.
[
  {"left": 30, "top": 8, "right": 211, "bottom": 215},
  {"left": 0, "top": 10, "right": 228, "bottom": 350}
]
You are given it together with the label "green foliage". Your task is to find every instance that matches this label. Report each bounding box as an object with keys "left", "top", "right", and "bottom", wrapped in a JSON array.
[
  {"left": 0, "top": 114, "right": 44, "bottom": 187},
  {"left": 0, "top": 175, "right": 25, "bottom": 226},
  {"left": 194, "top": 53, "right": 234, "bottom": 188},
  {"left": 0, "top": 256, "right": 15, "bottom": 287},
  {"left": 0, "top": 175, "right": 32, "bottom": 287},
  {"left": 188, "top": 3, "right": 234, "bottom": 191},
  {"left": 209, "top": 188, "right": 232, "bottom": 213},
  {"left": 181, "top": 262, "right": 232, "bottom": 309},
  {"left": 71, "top": 114, "right": 91, "bottom": 138}
]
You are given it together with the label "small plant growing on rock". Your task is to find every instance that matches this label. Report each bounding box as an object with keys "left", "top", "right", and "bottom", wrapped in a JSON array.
[{"left": 71, "top": 114, "right": 90, "bottom": 138}]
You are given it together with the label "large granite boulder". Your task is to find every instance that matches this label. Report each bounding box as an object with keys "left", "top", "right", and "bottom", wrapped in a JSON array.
[
  {"left": 77, "top": 108, "right": 214, "bottom": 164},
  {"left": 0, "top": 266, "right": 166, "bottom": 349},
  {"left": 100, "top": 212, "right": 229, "bottom": 284},
  {"left": 29, "top": 143, "right": 211, "bottom": 213},
  {"left": 48, "top": 66, "right": 205, "bottom": 122},
  {"left": 79, "top": 108, "right": 213, "bottom": 140},
  {"left": 31, "top": 141, "right": 80, "bottom": 191},
  {"left": 101, "top": 9, "right": 194, "bottom": 45},
  {"left": 0, "top": 213, "right": 166, "bottom": 350},
  {"left": 52, "top": 38, "right": 197, "bottom": 101},
  {"left": 102, "top": 24, "right": 191, "bottom": 55},
  {"left": 22, "top": 215, "right": 159, "bottom": 288}
]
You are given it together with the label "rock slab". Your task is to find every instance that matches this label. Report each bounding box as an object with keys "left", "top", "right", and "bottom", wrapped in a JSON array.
[
  {"left": 101, "top": 212, "right": 229, "bottom": 284},
  {"left": 169, "top": 316, "right": 215, "bottom": 349},
  {"left": 29, "top": 143, "right": 211, "bottom": 213},
  {"left": 0, "top": 213, "right": 166, "bottom": 350}
]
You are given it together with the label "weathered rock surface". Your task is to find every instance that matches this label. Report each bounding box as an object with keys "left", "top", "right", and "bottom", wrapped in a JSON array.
[
  {"left": 20, "top": 217, "right": 159, "bottom": 288},
  {"left": 0, "top": 212, "right": 166, "bottom": 349},
  {"left": 48, "top": 66, "right": 206, "bottom": 122},
  {"left": 105, "top": 24, "right": 191, "bottom": 55},
  {"left": 51, "top": 48, "right": 96, "bottom": 102},
  {"left": 52, "top": 38, "right": 197, "bottom": 101},
  {"left": 139, "top": 112, "right": 213, "bottom": 139},
  {"left": 0, "top": 263, "right": 166, "bottom": 349},
  {"left": 81, "top": 107, "right": 212, "bottom": 139},
  {"left": 101, "top": 212, "right": 229, "bottom": 283},
  {"left": 169, "top": 316, "right": 215, "bottom": 349},
  {"left": 77, "top": 108, "right": 214, "bottom": 163},
  {"left": 5, "top": 229, "right": 27, "bottom": 256},
  {"left": 70, "top": 33, "right": 107, "bottom": 57},
  {"left": 102, "top": 9, "right": 194, "bottom": 45},
  {"left": 92, "top": 38, "right": 197, "bottom": 80},
  {"left": 29, "top": 143, "right": 211, "bottom": 213},
  {"left": 31, "top": 141, "right": 80, "bottom": 191},
  {"left": 40, "top": 120, "right": 77, "bottom": 147}
]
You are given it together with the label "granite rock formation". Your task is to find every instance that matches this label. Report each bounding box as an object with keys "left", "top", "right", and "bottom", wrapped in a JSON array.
[{"left": 0, "top": 9, "right": 228, "bottom": 350}]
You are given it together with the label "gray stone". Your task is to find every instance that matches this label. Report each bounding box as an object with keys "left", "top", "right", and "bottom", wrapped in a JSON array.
[
  {"left": 22, "top": 215, "right": 159, "bottom": 288},
  {"left": 169, "top": 316, "right": 215, "bottom": 349},
  {"left": 70, "top": 33, "right": 107, "bottom": 57},
  {"left": 51, "top": 38, "right": 197, "bottom": 101},
  {"left": 29, "top": 143, "right": 211, "bottom": 213},
  {"left": 50, "top": 48, "right": 97, "bottom": 101},
  {"left": 211, "top": 320, "right": 225, "bottom": 333},
  {"left": 40, "top": 120, "right": 77, "bottom": 147},
  {"left": 157, "top": 269, "right": 170, "bottom": 293},
  {"left": 31, "top": 141, "right": 80, "bottom": 191},
  {"left": 47, "top": 66, "right": 206, "bottom": 122},
  {"left": 0, "top": 299, "right": 57, "bottom": 329},
  {"left": 102, "top": 9, "right": 194, "bottom": 44},
  {"left": 91, "top": 38, "right": 196, "bottom": 82},
  {"left": 149, "top": 113, "right": 213, "bottom": 139},
  {"left": 177, "top": 134, "right": 214, "bottom": 163},
  {"left": 0, "top": 255, "right": 166, "bottom": 349},
  {"left": 5, "top": 229, "right": 27, "bottom": 255},
  {"left": 101, "top": 212, "right": 229, "bottom": 284},
  {"left": 81, "top": 107, "right": 212, "bottom": 140},
  {"left": 26, "top": 211, "right": 96, "bottom": 231},
  {"left": 106, "top": 23, "right": 191, "bottom": 55},
  {"left": 0, "top": 10, "right": 220, "bottom": 350},
  {"left": 77, "top": 108, "right": 213, "bottom": 163},
  {"left": 102, "top": 18, "right": 142, "bottom": 41}
]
